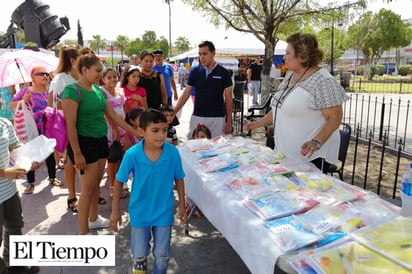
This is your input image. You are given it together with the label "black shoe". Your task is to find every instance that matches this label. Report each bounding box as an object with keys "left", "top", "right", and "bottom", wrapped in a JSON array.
[{"left": 7, "top": 266, "right": 39, "bottom": 273}]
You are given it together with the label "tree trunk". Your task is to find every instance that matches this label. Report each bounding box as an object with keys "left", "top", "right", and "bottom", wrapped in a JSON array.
[{"left": 261, "top": 41, "right": 276, "bottom": 105}]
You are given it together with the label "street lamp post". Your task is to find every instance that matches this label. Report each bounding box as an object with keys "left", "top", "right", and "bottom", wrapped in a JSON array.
[
  {"left": 330, "top": 21, "right": 335, "bottom": 75},
  {"left": 325, "top": 19, "right": 343, "bottom": 75}
]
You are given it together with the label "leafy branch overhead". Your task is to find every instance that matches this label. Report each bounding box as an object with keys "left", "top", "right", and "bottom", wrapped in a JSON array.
[{"left": 180, "top": 0, "right": 365, "bottom": 101}]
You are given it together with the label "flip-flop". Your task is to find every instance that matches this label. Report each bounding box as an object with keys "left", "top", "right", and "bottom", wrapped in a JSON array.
[{"left": 23, "top": 184, "right": 35, "bottom": 194}]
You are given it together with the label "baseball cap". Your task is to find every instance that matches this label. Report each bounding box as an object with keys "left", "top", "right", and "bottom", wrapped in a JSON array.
[{"left": 153, "top": 49, "right": 163, "bottom": 55}]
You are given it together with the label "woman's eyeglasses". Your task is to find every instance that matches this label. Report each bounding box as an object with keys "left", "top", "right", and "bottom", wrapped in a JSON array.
[{"left": 34, "top": 72, "right": 50, "bottom": 77}]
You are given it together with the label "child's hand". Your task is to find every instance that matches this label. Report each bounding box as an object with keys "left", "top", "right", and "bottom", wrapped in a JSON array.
[
  {"left": 30, "top": 161, "right": 41, "bottom": 171},
  {"left": 130, "top": 94, "right": 143, "bottom": 101},
  {"left": 3, "top": 167, "right": 26, "bottom": 179},
  {"left": 179, "top": 204, "right": 187, "bottom": 224},
  {"left": 110, "top": 210, "right": 122, "bottom": 232}
]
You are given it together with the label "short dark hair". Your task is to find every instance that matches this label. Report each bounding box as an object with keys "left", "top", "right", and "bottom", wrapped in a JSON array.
[
  {"left": 159, "top": 104, "right": 173, "bottom": 113},
  {"left": 125, "top": 107, "right": 145, "bottom": 126},
  {"left": 198, "top": 41, "right": 215, "bottom": 52},
  {"left": 139, "top": 50, "right": 154, "bottom": 60},
  {"left": 139, "top": 109, "right": 167, "bottom": 130}
]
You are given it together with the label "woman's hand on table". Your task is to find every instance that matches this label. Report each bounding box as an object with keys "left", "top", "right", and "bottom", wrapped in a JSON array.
[
  {"left": 245, "top": 120, "right": 261, "bottom": 131},
  {"left": 300, "top": 140, "right": 320, "bottom": 158}
]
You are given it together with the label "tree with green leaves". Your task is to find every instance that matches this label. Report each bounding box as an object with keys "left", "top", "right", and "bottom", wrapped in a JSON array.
[
  {"left": 114, "top": 35, "right": 129, "bottom": 61},
  {"left": 174, "top": 36, "right": 190, "bottom": 54},
  {"left": 125, "top": 38, "right": 142, "bottom": 58},
  {"left": 89, "top": 34, "right": 107, "bottom": 54},
  {"left": 317, "top": 26, "right": 347, "bottom": 70},
  {"left": 347, "top": 9, "right": 412, "bottom": 78},
  {"left": 124, "top": 31, "right": 170, "bottom": 57},
  {"left": 181, "top": 0, "right": 364, "bottom": 101},
  {"left": 77, "top": 20, "right": 84, "bottom": 47}
]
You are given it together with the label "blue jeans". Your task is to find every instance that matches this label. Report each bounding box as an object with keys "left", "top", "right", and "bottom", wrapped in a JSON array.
[
  {"left": 130, "top": 226, "right": 171, "bottom": 274},
  {"left": 251, "top": 80, "right": 261, "bottom": 105}
]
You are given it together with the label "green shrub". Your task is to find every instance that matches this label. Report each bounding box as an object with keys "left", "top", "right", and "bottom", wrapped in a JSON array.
[
  {"left": 374, "top": 64, "right": 385, "bottom": 75},
  {"left": 398, "top": 65, "right": 409, "bottom": 76},
  {"left": 357, "top": 65, "right": 365, "bottom": 75}
]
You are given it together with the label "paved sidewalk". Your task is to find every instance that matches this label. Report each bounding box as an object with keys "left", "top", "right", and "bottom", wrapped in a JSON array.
[{"left": 12, "top": 95, "right": 252, "bottom": 273}]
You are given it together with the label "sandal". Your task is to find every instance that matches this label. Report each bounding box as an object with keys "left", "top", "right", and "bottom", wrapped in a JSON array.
[
  {"left": 98, "top": 197, "right": 107, "bottom": 205},
  {"left": 67, "top": 197, "right": 78, "bottom": 213},
  {"left": 56, "top": 159, "right": 65, "bottom": 170},
  {"left": 24, "top": 183, "right": 35, "bottom": 195},
  {"left": 49, "top": 178, "right": 64, "bottom": 187}
]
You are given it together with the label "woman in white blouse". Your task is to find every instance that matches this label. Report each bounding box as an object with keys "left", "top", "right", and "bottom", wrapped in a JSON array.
[{"left": 246, "top": 33, "right": 349, "bottom": 172}]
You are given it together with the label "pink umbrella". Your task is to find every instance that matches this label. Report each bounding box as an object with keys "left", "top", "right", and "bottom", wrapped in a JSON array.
[{"left": 0, "top": 49, "right": 58, "bottom": 88}]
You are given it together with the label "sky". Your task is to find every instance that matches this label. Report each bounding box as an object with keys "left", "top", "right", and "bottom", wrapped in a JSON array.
[{"left": 0, "top": 0, "right": 411, "bottom": 49}]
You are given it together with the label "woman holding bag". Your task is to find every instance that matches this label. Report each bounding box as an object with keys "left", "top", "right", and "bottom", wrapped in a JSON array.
[
  {"left": 10, "top": 66, "right": 63, "bottom": 194},
  {"left": 47, "top": 45, "right": 81, "bottom": 212}
]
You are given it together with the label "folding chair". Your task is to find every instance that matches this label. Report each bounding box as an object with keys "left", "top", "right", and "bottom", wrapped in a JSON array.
[
  {"left": 327, "top": 123, "right": 351, "bottom": 181},
  {"left": 246, "top": 94, "right": 273, "bottom": 136}
]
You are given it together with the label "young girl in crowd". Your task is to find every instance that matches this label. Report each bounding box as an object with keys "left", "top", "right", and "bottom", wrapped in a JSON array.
[
  {"left": 191, "top": 123, "right": 212, "bottom": 139},
  {"left": 100, "top": 68, "right": 128, "bottom": 199},
  {"left": 111, "top": 107, "right": 145, "bottom": 200},
  {"left": 123, "top": 107, "right": 144, "bottom": 151},
  {"left": 186, "top": 124, "right": 212, "bottom": 217},
  {"left": 120, "top": 65, "right": 148, "bottom": 112}
]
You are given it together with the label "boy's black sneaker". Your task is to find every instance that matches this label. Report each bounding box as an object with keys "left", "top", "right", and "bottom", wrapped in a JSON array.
[{"left": 7, "top": 266, "right": 40, "bottom": 274}]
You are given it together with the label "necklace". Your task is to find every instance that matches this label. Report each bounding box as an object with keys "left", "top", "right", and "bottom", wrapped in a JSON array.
[
  {"left": 272, "top": 66, "right": 311, "bottom": 132},
  {"left": 276, "top": 66, "right": 311, "bottom": 107}
]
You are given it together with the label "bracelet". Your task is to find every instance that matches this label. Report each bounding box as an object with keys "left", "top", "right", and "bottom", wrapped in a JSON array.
[
  {"left": 312, "top": 139, "right": 322, "bottom": 150},
  {"left": 0, "top": 168, "right": 4, "bottom": 178}
]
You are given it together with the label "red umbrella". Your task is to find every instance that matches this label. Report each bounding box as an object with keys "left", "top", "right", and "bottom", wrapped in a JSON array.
[{"left": 0, "top": 49, "right": 58, "bottom": 88}]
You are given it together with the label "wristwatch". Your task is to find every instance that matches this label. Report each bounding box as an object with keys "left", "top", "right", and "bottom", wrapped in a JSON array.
[{"left": 312, "top": 139, "right": 322, "bottom": 150}]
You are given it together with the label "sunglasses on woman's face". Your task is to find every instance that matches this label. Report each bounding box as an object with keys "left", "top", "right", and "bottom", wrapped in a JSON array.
[{"left": 34, "top": 72, "right": 50, "bottom": 77}]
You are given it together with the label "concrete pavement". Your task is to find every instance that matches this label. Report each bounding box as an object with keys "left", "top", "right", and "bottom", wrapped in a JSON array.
[{"left": 11, "top": 95, "right": 252, "bottom": 274}]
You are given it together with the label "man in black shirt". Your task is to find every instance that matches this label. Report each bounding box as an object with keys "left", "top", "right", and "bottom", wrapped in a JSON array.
[{"left": 247, "top": 56, "right": 263, "bottom": 105}]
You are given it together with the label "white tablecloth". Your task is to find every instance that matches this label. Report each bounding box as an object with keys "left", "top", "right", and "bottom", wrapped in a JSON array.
[{"left": 179, "top": 147, "right": 282, "bottom": 274}]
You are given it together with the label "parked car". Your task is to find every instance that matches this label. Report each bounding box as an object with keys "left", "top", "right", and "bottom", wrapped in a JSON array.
[{"left": 378, "top": 62, "right": 398, "bottom": 75}]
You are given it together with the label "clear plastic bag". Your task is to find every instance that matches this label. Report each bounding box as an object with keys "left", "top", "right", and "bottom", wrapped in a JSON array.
[{"left": 10, "top": 135, "right": 56, "bottom": 171}]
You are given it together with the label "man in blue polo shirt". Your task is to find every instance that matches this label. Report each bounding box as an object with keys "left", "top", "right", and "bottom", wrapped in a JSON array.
[
  {"left": 153, "top": 49, "right": 178, "bottom": 106},
  {"left": 172, "top": 41, "right": 233, "bottom": 138}
]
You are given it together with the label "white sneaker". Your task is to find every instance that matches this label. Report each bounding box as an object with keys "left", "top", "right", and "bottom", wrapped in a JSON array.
[{"left": 88, "top": 215, "right": 110, "bottom": 229}]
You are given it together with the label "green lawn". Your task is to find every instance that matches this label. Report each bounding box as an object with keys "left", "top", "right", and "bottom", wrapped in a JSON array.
[{"left": 337, "top": 75, "right": 412, "bottom": 94}]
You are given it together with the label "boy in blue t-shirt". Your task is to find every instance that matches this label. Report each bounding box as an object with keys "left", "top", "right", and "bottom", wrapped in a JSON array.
[{"left": 110, "top": 109, "right": 186, "bottom": 274}]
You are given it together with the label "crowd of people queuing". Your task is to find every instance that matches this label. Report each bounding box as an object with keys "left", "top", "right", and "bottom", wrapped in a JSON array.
[{"left": 0, "top": 33, "right": 348, "bottom": 273}]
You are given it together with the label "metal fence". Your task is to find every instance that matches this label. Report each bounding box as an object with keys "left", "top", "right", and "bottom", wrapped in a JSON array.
[{"left": 342, "top": 93, "right": 412, "bottom": 156}]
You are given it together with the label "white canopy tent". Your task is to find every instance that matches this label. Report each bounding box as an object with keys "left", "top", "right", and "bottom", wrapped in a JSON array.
[{"left": 170, "top": 40, "right": 287, "bottom": 62}]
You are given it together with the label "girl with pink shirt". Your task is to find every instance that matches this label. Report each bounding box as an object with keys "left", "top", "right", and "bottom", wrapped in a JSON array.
[{"left": 120, "top": 66, "right": 148, "bottom": 112}]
